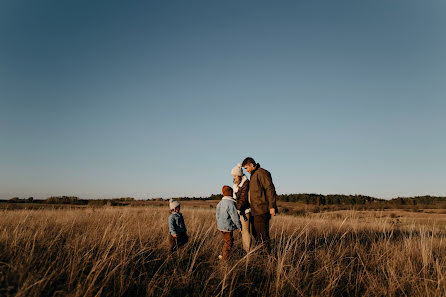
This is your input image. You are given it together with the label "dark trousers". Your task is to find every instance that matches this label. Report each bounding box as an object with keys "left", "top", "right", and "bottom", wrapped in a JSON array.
[
  {"left": 252, "top": 213, "right": 271, "bottom": 252},
  {"left": 169, "top": 232, "right": 189, "bottom": 252},
  {"left": 221, "top": 231, "right": 234, "bottom": 259}
]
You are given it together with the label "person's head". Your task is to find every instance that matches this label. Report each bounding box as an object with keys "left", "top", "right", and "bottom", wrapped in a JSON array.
[
  {"left": 169, "top": 199, "right": 181, "bottom": 212},
  {"left": 222, "top": 185, "right": 233, "bottom": 197},
  {"left": 242, "top": 157, "right": 256, "bottom": 174},
  {"left": 233, "top": 175, "right": 242, "bottom": 185},
  {"left": 231, "top": 163, "right": 243, "bottom": 184}
]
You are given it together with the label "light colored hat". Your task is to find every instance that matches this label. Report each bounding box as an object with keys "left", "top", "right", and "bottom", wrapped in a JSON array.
[
  {"left": 231, "top": 163, "right": 243, "bottom": 176},
  {"left": 169, "top": 199, "right": 180, "bottom": 210}
]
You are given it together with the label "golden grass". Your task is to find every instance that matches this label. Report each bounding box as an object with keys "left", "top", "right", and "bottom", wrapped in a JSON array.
[{"left": 1, "top": 206, "right": 446, "bottom": 296}]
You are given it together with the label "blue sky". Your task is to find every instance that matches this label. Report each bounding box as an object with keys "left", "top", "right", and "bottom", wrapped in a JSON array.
[{"left": 1, "top": 0, "right": 445, "bottom": 199}]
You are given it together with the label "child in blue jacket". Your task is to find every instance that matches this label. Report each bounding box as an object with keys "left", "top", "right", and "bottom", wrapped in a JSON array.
[
  {"left": 168, "top": 199, "right": 188, "bottom": 252},
  {"left": 216, "top": 186, "right": 242, "bottom": 259}
]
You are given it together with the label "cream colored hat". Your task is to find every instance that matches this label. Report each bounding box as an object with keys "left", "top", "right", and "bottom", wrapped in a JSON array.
[
  {"left": 169, "top": 199, "right": 180, "bottom": 210},
  {"left": 231, "top": 163, "right": 243, "bottom": 176}
]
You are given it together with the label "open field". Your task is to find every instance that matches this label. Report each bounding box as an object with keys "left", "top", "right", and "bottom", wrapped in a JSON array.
[{"left": 2, "top": 204, "right": 446, "bottom": 296}]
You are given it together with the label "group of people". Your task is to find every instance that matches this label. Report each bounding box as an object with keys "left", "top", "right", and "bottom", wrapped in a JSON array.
[{"left": 168, "top": 157, "right": 278, "bottom": 259}]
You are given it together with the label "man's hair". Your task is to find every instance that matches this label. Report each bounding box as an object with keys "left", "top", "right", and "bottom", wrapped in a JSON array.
[{"left": 242, "top": 157, "right": 256, "bottom": 167}]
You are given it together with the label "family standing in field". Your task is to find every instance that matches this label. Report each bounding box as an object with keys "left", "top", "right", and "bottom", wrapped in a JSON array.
[{"left": 168, "top": 157, "right": 278, "bottom": 259}]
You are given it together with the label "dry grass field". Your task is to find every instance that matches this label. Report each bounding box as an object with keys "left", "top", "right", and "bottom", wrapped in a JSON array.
[{"left": 2, "top": 203, "right": 446, "bottom": 297}]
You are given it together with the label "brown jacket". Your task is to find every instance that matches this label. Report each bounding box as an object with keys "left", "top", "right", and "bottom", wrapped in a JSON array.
[
  {"left": 249, "top": 164, "right": 278, "bottom": 216},
  {"left": 234, "top": 177, "right": 250, "bottom": 214}
]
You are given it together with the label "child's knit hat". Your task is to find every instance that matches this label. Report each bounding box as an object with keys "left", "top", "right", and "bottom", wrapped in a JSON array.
[
  {"left": 169, "top": 199, "right": 180, "bottom": 210},
  {"left": 222, "top": 185, "right": 233, "bottom": 197},
  {"left": 231, "top": 163, "right": 243, "bottom": 176}
]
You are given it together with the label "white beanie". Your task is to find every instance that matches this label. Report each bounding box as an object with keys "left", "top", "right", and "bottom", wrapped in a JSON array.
[
  {"left": 169, "top": 199, "right": 180, "bottom": 210},
  {"left": 231, "top": 163, "right": 243, "bottom": 176}
]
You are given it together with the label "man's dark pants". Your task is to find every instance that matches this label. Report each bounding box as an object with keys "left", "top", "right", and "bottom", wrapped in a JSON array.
[{"left": 251, "top": 213, "right": 271, "bottom": 252}]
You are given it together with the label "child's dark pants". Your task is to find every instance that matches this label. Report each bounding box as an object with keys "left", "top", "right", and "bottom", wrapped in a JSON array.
[{"left": 169, "top": 232, "right": 189, "bottom": 252}]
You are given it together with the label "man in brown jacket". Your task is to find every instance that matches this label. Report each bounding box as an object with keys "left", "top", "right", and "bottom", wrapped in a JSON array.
[{"left": 242, "top": 157, "right": 278, "bottom": 252}]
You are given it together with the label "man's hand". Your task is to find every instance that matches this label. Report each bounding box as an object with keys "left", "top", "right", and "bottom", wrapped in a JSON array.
[
  {"left": 270, "top": 208, "right": 276, "bottom": 216},
  {"left": 172, "top": 234, "right": 177, "bottom": 238}
]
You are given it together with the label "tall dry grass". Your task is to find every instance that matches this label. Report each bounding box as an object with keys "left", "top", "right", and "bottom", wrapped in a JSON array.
[{"left": 1, "top": 207, "right": 446, "bottom": 296}]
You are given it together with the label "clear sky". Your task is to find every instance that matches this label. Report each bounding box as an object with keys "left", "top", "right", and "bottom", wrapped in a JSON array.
[{"left": 1, "top": 0, "right": 445, "bottom": 199}]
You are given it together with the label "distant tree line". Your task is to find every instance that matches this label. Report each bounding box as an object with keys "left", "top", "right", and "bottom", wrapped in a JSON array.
[
  {"left": 278, "top": 193, "right": 379, "bottom": 205},
  {"left": 277, "top": 194, "right": 446, "bottom": 207},
  {"left": 3, "top": 196, "right": 136, "bottom": 206},
  {"left": 3, "top": 194, "right": 446, "bottom": 208}
]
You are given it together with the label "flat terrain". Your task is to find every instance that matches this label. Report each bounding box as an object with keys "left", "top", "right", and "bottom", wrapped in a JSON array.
[{"left": 2, "top": 203, "right": 446, "bottom": 296}]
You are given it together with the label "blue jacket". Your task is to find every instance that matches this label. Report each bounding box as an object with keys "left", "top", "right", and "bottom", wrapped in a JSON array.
[
  {"left": 168, "top": 212, "right": 187, "bottom": 235},
  {"left": 216, "top": 196, "right": 242, "bottom": 232}
]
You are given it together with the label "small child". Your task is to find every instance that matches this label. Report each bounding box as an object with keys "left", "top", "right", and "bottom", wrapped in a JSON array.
[
  {"left": 168, "top": 199, "right": 188, "bottom": 252},
  {"left": 216, "top": 186, "right": 242, "bottom": 260}
]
